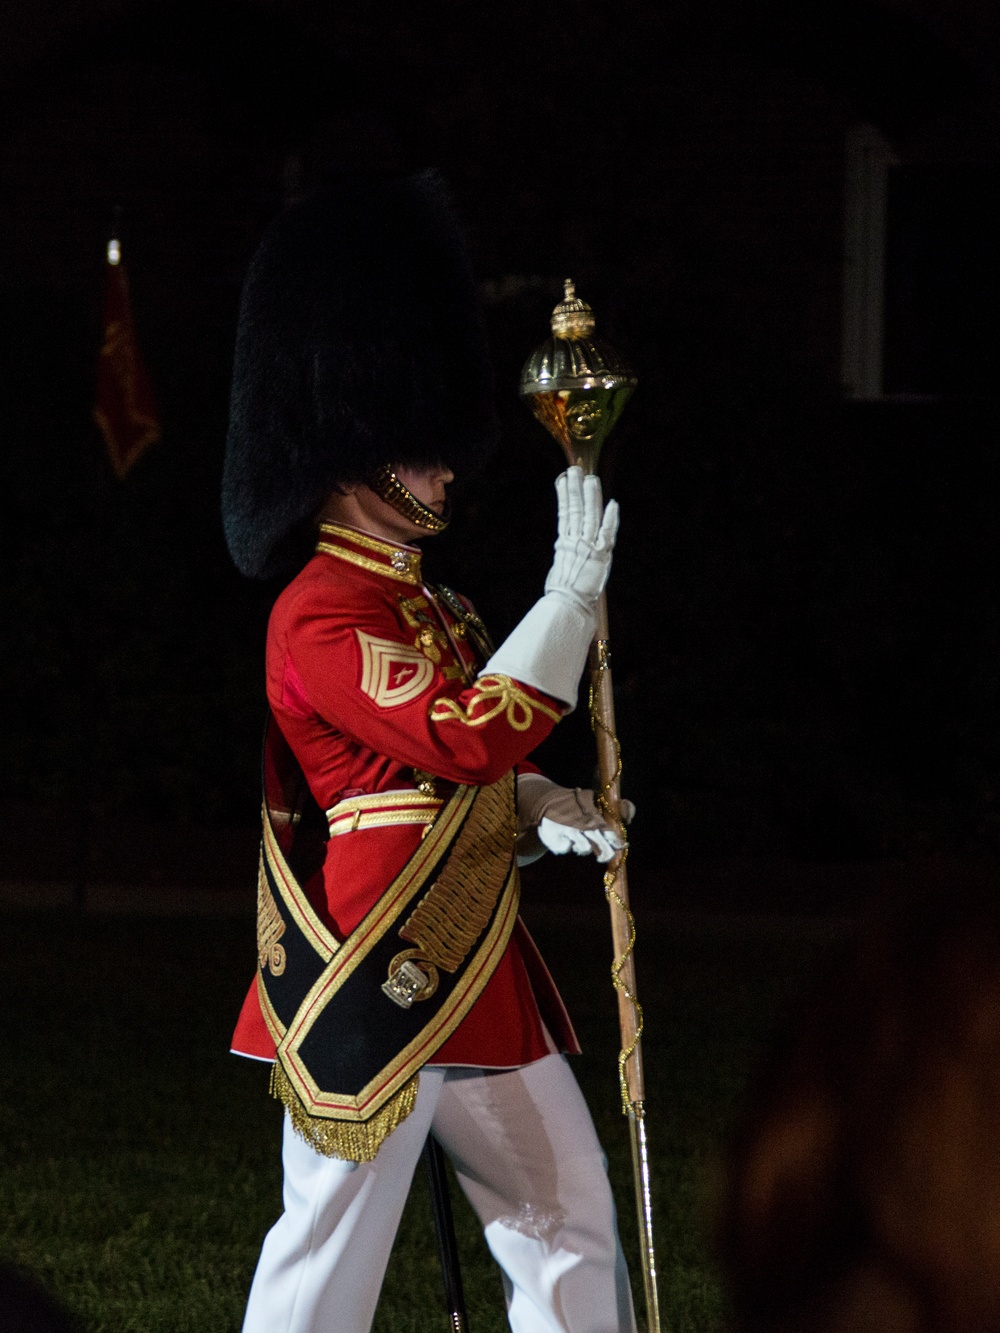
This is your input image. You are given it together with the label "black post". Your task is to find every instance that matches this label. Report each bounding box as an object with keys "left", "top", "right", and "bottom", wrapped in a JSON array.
[
  {"left": 72, "top": 573, "right": 93, "bottom": 914},
  {"left": 75, "top": 208, "right": 125, "bottom": 913},
  {"left": 73, "top": 402, "right": 112, "bottom": 914},
  {"left": 423, "top": 1135, "right": 470, "bottom": 1333}
]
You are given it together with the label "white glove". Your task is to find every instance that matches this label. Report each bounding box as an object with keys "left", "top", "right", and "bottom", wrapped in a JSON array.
[
  {"left": 484, "top": 467, "right": 619, "bottom": 708},
  {"left": 516, "top": 773, "right": 635, "bottom": 866},
  {"left": 544, "top": 467, "right": 619, "bottom": 611}
]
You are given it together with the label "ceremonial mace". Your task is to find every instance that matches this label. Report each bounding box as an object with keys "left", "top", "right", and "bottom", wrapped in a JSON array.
[{"left": 521, "top": 283, "right": 662, "bottom": 1333}]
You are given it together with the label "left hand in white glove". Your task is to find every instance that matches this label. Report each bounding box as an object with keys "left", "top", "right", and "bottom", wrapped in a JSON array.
[{"left": 516, "top": 773, "right": 635, "bottom": 866}]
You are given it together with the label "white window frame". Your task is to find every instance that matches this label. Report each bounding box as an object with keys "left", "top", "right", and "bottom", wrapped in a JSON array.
[{"left": 841, "top": 123, "right": 898, "bottom": 399}]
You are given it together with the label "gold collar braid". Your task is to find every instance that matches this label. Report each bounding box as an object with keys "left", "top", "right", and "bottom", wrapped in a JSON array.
[{"left": 372, "top": 465, "right": 449, "bottom": 533}]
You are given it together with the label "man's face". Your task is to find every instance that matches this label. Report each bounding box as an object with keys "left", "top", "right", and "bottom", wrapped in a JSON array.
[
  {"left": 394, "top": 463, "right": 454, "bottom": 521},
  {"left": 338, "top": 461, "right": 455, "bottom": 544}
]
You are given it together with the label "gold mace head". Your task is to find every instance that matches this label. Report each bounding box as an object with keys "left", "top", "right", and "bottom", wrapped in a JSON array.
[{"left": 519, "top": 279, "right": 637, "bottom": 475}]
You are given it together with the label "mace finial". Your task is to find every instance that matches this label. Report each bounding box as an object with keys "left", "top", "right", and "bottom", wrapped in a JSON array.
[
  {"left": 551, "top": 278, "right": 596, "bottom": 340},
  {"left": 520, "top": 280, "right": 637, "bottom": 473}
]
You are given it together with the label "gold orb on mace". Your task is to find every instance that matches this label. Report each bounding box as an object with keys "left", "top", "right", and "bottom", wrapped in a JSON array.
[{"left": 518, "top": 279, "right": 637, "bottom": 476}]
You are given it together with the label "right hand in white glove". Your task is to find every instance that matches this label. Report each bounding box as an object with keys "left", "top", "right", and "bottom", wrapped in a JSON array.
[
  {"left": 544, "top": 467, "right": 620, "bottom": 613},
  {"left": 483, "top": 467, "right": 620, "bottom": 708},
  {"left": 516, "top": 773, "right": 635, "bottom": 866}
]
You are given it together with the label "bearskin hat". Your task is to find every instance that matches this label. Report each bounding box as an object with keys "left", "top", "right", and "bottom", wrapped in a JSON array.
[{"left": 222, "top": 171, "right": 498, "bottom": 579}]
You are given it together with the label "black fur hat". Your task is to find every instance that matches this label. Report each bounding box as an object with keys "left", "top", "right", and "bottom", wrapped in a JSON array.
[{"left": 222, "top": 171, "right": 498, "bottom": 579}]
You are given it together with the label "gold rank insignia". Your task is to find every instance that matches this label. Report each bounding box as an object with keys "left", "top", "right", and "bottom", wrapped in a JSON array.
[{"left": 356, "top": 631, "right": 435, "bottom": 708}]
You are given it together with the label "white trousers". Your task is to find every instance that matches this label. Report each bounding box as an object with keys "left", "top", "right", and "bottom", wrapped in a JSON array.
[{"left": 243, "top": 1055, "right": 636, "bottom": 1333}]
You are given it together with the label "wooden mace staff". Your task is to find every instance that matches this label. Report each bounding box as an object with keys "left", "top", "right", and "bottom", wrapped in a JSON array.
[{"left": 520, "top": 281, "right": 663, "bottom": 1333}]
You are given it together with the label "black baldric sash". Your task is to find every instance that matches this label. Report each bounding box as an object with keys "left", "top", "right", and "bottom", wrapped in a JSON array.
[{"left": 256, "top": 718, "right": 520, "bottom": 1162}]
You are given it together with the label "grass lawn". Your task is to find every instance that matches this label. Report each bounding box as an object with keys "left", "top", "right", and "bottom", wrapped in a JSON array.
[{"left": 0, "top": 901, "right": 840, "bottom": 1331}]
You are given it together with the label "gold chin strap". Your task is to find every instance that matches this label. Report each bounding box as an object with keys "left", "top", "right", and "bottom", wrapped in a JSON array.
[{"left": 372, "top": 465, "right": 450, "bottom": 533}]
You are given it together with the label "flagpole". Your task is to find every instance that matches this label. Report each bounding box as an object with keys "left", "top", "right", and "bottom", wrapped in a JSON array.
[
  {"left": 72, "top": 551, "right": 94, "bottom": 914},
  {"left": 78, "top": 211, "right": 161, "bottom": 909},
  {"left": 73, "top": 217, "right": 120, "bottom": 915}
]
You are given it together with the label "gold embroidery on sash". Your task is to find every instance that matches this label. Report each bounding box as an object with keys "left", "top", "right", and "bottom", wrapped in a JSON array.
[
  {"left": 390, "top": 773, "right": 516, "bottom": 989},
  {"left": 257, "top": 851, "right": 287, "bottom": 977}
]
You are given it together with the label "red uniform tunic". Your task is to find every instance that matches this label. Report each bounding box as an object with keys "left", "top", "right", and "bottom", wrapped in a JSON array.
[{"left": 232, "top": 522, "right": 579, "bottom": 1066}]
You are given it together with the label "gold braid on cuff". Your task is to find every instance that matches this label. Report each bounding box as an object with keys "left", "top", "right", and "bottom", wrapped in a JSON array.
[{"left": 372, "top": 465, "right": 450, "bottom": 533}]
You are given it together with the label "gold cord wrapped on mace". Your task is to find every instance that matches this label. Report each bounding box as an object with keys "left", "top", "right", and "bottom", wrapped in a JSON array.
[{"left": 521, "top": 282, "right": 662, "bottom": 1333}]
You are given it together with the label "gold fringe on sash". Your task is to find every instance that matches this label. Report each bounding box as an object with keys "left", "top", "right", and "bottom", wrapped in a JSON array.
[{"left": 270, "top": 1061, "right": 420, "bottom": 1163}]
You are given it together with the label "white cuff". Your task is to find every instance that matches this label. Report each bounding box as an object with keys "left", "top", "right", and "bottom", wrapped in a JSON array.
[
  {"left": 483, "top": 593, "right": 595, "bottom": 710},
  {"left": 515, "top": 829, "right": 548, "bottom": 867}
]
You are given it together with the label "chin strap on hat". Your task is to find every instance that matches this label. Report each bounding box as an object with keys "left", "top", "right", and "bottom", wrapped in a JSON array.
[{"left": 372, "top": 465, "right": 450, "bottom": 533}]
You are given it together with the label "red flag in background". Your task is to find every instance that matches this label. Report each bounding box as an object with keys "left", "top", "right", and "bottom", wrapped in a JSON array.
[{"left": 93, "top": 237, "right": 161, "bottom": 479}]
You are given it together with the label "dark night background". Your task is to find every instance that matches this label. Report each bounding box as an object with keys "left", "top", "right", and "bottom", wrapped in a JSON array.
[{"left": 2, "top": 0, "right": 999, "bottom": 910}]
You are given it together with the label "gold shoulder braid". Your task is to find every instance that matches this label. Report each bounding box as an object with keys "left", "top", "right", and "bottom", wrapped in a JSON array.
[{"left": 257, "top": 716, "right": 519, "bottom": 1163}]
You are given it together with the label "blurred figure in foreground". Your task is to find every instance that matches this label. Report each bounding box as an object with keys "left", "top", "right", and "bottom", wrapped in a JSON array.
[
  {"left": 0, "top": 1267, "right": 79, "bottom": 1332},
  {"left": 719, "top": 874, "right": 1000, "bottom": 1333}
]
